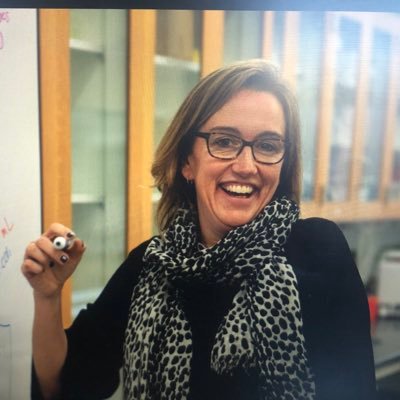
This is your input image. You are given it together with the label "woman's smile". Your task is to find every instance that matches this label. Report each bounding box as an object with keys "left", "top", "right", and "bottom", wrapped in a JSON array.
[{"left": 220, "top": 182, "right": 257, "bottom": 197}]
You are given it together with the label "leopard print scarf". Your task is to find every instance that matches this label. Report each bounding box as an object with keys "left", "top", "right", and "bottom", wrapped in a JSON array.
[{"left": 123, "top": 197, "right": 315, "bottom": 399}]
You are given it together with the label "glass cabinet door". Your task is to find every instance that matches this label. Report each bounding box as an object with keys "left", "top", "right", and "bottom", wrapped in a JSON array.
[
  {"left": 326, "top": 17, "right": 361, "bottom": 201},
  {"left": 223, "top": 11, "right": 263, "bottom": 64},
  {"left": 296, "top": 12, "right": 325, "bottom": 201},
  {"left": 389, "top": 87, "right": 400, "bottom": 200},
  {"left": 70, "top": 9, "right": 128, "bottom": 316},
  {"left": 270, "top": 11, "right": 285, "bottom": 68},
  {"left": 152, "top": 10, "right": 202, "bottom": 233},
  {"left": 359, "top": 30, "right": 391, "bottom": 201},
  {"left": 153, "top": 10, "right": 201, "bottom": 149}
]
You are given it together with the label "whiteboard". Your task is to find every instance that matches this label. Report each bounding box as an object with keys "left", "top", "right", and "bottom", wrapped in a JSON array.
[{"left": 0, "top": 9, "right": 41, "bottom": 400}]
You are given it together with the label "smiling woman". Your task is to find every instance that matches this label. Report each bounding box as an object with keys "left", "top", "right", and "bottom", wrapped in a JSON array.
[
  {"left": 24, "top": 60, "right": 376, "bottom": 400},
  {"left": 152, "top": 60, "right": 302, "bottom": 231}
]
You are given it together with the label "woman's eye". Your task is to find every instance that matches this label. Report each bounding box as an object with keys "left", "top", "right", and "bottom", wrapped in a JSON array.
[
  {"left": 257, "top": 140, "right": 280, "bottom": 153},
  {"left": 213, "top": 136, "right": 237, "bottom": 148}
]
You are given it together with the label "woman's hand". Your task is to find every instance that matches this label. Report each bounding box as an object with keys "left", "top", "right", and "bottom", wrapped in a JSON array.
[{"left": 21, "top": 223, "right": 86, "bottom": 299}]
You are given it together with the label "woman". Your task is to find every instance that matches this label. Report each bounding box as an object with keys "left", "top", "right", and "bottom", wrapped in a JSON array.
[{"left": 22, "top": 60, "right": 376, "bottom": 400}]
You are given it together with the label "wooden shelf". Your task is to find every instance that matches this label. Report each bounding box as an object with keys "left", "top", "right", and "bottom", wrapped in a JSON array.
[
  {"left": 155, "top": 54, "right": 199, "bottom": 72},
  {"left": 302, "top": 199, "right": 400, "bottom": 222},
  {"left": 69, "top": 38, "right": 103, "bottom": 56},
  {"left": 71, "top": 193, "right": 104, "bottom": 205}
]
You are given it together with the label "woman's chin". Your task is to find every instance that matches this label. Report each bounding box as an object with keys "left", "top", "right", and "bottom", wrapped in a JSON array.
[{"left": 219, "top": 210, "right": 259, "bottom": 230}]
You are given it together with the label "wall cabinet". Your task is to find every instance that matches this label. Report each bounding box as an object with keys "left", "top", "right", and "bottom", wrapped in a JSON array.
[
  {"left": 265, "top": 11, "right": 400, "bottom": 221},
  {"left": 39, "top": 10, "right": 400, "bottom": 323}
]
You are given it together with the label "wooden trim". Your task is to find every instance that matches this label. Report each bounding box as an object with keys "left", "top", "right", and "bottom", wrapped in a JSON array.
[
  {"left": 201, "top": 10, "right": 224, "bottom": 77},
  {"left": 302, "top": 200, "right": 400, "bottom": 222},
  {"left": 281, "top": 11, "right": 299, "bottom": 88},
  {"left": 262, "top": 11, "right": 274, "bottom": 60},
  {"left": 349, "top": 24, "right": 371, "bottom": 202},
  {"left": 38, "top": 9, "right": 72, "bottom": 328},
  {"left": 126, "top": 10, "right": 156, "bottom": 251},
  {"left": 313, "top": 13, "right": 337, "bottom": 204},
  {"left": 380, "top": 38, "right": 400, "bottom": 202}
]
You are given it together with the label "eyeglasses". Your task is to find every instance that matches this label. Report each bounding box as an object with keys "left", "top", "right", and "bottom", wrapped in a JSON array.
[{"left": 193, "top": 131, "right": 287, "bottom": 165}]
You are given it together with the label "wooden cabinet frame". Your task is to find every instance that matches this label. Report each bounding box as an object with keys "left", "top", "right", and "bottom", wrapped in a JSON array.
[
  {"left": 39, "top": 9, "right": 73, "bottom": 327},
  {"left": 201, "top": 11, "right": 224, "bottom": 77},
  {"left": 126, "top": 10, "right": 156, "bottom": 251}
]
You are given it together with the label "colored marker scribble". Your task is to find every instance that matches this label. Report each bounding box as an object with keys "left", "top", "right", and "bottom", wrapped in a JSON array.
[
  {"left": 0, "top": 218, "right": 14, "bottom": 278},
  {"left": 0, "top": 11, "right": 10, "bottom": 23},
  {"left": 0, "top": 11, "right": 10, "bottom": 50},
  {"left": 0, "top": 218, "right": 14, "bottom": 239},
  {"left": 1, "top": 246, "right": 12, "bottom": 271}
]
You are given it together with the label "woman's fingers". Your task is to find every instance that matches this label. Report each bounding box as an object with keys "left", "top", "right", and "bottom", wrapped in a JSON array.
[
  {"left": 44, "top": 223, "right": 74, "bottom": 241},
  {"left": 67, "top": 237, "right": 86, "bottom": 259},
  {"left": 21, "top": 223, "right": 86, "bottom": 296},
  {"left": 22, "top": 242, "right": 47, "bottom": 279},
  {"left": 36, "top": 236, "right": 71, "bottom": 267},
  {"left": 24, "top": 241, "right": 51, "bottom": 267},
  {"left": 21, "top": 257, "right": 45, "bottom": 278}
]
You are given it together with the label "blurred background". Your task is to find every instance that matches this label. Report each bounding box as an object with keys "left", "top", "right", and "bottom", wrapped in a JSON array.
[{"left": 40, "top": 9, "right": 400, "bottom": 399}]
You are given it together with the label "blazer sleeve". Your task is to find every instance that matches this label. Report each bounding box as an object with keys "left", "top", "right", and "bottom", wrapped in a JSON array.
[
  {"left": 291, "top": 218, "right": 377, "bottom": 400},
  {"left": 31, "top": 240, "right": 150, "bottom": 400}
]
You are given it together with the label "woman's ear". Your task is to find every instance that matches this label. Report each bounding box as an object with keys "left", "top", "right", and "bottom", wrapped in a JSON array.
[{"left": 181, "top": 159, "right": 194, "bottom": 181}]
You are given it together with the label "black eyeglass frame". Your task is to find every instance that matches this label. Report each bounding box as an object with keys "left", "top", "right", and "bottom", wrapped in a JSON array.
[{"left": 193, "top": 131, "right": 288, "bottom": 165}]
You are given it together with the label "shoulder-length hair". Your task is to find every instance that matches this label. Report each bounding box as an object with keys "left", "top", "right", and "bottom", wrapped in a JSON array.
[{"left": 151, "top": 59, "right": 302, "bottom": 232}]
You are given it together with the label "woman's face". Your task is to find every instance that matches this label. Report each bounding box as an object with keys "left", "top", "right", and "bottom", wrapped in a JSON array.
[{"left": 182, "top": 89, "right": 286, "bottom": 246}]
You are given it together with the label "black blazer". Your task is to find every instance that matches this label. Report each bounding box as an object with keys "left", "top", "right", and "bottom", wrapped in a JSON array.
[{"left": 32, "top": 217, "right": 377, "bottom": 399}]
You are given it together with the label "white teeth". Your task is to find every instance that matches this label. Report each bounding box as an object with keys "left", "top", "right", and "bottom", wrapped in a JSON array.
[{"left": 224, "top": 184, "right": 254, "bottom": 194}]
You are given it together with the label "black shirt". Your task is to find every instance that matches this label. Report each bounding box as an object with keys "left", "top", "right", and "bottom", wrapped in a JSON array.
[{"left": 32, "top": 218, "right": 377, "bottom": 399}]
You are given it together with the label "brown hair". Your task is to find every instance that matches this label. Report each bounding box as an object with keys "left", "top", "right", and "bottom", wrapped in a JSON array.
[{"left": 151, "top": 59, "right": 302, "bottom": 232}]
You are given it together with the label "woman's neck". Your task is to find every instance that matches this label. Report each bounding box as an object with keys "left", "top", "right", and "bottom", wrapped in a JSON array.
[{"left": 200, "top": 226, "right": 225, "bottom": 248}]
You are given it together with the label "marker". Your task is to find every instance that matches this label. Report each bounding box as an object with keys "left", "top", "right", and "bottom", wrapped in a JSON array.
[{"left": 52, "top": 236, "right": 74, "bottom": 251}]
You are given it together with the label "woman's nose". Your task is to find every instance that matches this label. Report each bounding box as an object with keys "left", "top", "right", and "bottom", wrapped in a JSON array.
[{"left": 231, "top": 145, "right": 258, "bottom": 175}]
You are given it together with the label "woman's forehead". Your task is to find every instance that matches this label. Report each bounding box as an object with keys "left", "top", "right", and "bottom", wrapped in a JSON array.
[{"left": 200, "top": 89, "right": 286, "bottom": 137}]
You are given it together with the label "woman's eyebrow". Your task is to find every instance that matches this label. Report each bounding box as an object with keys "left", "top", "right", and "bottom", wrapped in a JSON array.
[
  {"left": 208, "top": 126, "right": 240, "bottom": 134},
  {"left": 257, "top": 131, "right": 284, "bottom": 140},
  {"left": 208, "top": 126, "right": 284, "bottom": 140}
]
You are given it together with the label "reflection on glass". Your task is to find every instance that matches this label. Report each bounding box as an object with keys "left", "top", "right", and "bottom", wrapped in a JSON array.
[
  {"left": 271, "top": 11, "right": 285, "bottom": 68},
  {"left": 389, "top": 87, "right": 400, "bottom": 200},
  {"left": 296, "top": 12, "right": 324, "bottom": 201},
  {"left": 153, "top": 11, "right": 202, "bottom": 233},
  {"left": 70, "top": 10, "right": 128, "bottom": 316},
  {"left": 359, "top": 30, "right": 391, "bottom": 201},
  {"left": 326, "top": 17, "right": 360, "bottom": 201},
  {"left": 154, "top": 10, "right": 201, "bottom": 149},
  {"left": 223, "top": 11, "right": 263, "bottom": 64}
]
